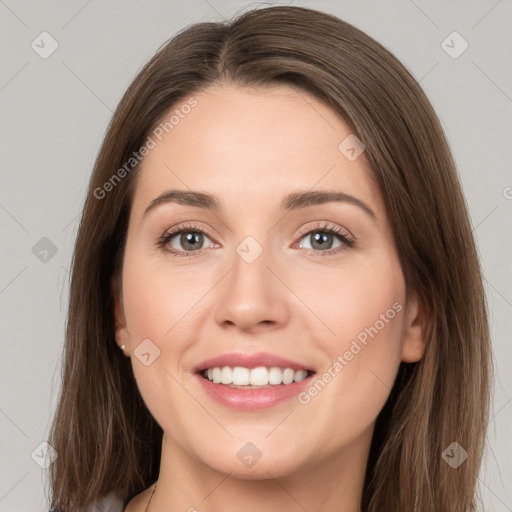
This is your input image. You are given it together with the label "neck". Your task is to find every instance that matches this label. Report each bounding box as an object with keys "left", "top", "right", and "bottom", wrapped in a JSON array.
[{"left": 148, "top": 426, "right": 373, "bottom": 512}]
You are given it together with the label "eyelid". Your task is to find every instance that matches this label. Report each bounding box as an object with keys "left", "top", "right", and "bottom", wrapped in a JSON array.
[
  {"left": 163, "top": 221, "right": 217, "bottom": 241},
  {"left": 296, "top": 221, "right": 353, "bottom": 240}
]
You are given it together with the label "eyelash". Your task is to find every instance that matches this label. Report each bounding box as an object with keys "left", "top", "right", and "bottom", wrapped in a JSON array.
[{"left": 156, "top": 221, "right": 356, "bottom": 258}]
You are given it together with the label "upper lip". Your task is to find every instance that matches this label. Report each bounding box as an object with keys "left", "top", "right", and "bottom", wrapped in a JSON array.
[{"left": 194, "top": 352, "right": 315, "bottom": 373}]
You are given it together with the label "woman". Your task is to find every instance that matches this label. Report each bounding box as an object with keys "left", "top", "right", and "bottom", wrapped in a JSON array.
[{"left": 47, "top": 5, "right": 491, "bottom": 511}]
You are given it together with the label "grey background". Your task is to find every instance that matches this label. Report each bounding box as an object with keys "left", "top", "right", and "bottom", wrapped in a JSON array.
[{"left": 0, "top": 0, "right": 511, "bottom": 510}]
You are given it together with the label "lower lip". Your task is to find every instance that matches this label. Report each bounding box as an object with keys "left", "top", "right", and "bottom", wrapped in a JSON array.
[{"left": 195, "top": 373, "right": 314, "bottom": 411}]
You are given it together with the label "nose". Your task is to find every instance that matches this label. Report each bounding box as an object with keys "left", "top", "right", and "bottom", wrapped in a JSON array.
[{"left": 214, "top": 242, "right": 290, "bottom": 334}]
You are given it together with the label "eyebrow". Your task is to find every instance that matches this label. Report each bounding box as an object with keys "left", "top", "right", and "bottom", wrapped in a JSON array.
[{"left": 142, "top": 189, "right": 377, "bottom": 222}]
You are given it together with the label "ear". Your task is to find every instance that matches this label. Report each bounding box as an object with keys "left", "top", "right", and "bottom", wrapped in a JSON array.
[
  {"left": 112, "top": 274, "right": 130, "bottom": 356},
  {"left": 401, "top": 291, "right": 428, "bottom": 363}
]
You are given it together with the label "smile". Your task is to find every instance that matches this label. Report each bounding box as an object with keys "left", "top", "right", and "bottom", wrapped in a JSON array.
[
  {"left": 193, "top": 352, "right": 316, "bottom": 410},
  {"left": 201, "top": 366, "right": 312, "bottom": 387}
]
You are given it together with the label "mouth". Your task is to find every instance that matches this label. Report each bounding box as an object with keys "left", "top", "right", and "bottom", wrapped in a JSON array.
[
  {"left": 193, "top": 352, "right": 316, "bottom": 410},
  {"left": 198, "top": 366, "right": 315, "bottom": 389}
]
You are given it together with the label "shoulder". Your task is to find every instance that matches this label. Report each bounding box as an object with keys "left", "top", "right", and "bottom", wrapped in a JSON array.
[
  {"left": 84, "top": 492, "right": 125, "bottom": 512},
  {"left": 123, "top": 486, "right": 155, "bottom": 512},
  {"left": 48, "top": 489, "right": 149, "bottom": 512}
]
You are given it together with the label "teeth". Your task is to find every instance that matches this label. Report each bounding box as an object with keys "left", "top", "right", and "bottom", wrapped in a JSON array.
[
  {"left": 212, "top": 367, "right": 222, "bottom": 384},
  {"left": 221, "top": 366, "right": 232, "bottom": 384},
  {"left": 232, "top": 366, "right": 250, "bottom": 385},
  {"left": 283, "top": 368, "right": 294, "bottom": 385},
  {"left": 202, "top": 366, "right": 311, "bottom": 386},
  {"left": 249, "top": 366, "right": 268, "bottom": 386},
  {"left": 268, "top": 367, "right": 282, "bottom": 385},
  {"left": 294, "top": 369, "right": 308, "bottom": 382}
]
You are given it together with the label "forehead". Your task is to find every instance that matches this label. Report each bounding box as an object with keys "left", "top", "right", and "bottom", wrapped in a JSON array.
[{"left": 132, "top": 84, "right": 383, "bottom": 218}]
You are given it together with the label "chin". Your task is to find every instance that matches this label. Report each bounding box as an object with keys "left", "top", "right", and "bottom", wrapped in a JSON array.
[{"left": 194, "top": 442, "right": 306, "bottom": 480}]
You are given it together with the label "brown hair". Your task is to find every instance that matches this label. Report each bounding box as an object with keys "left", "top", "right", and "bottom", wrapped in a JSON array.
[{"left": 46, "top": 5, "right": 491, "bottom": 511}]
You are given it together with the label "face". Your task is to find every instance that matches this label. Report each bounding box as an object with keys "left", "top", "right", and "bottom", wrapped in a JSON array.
[{"left": 114, "top": 84, "right": 425, "bottom": 479}]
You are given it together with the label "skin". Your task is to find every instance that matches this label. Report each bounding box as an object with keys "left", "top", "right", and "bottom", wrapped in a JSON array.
[{"left": 114, "top": 84, "right": 427, "bottom": 512}]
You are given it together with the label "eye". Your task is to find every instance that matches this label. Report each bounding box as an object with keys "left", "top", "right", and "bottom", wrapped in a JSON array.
[
  {"left": 157, "top": 221, "right": 355, "bottom": 258},
  {"left": 157, "top": 223, "right": 216, "bottom": 257},
  {"left": 296, "top": 222, "right": 355, "bottom": 257},
  {"left": 299, "top": 231, "right": 343, "bottom": 251}
]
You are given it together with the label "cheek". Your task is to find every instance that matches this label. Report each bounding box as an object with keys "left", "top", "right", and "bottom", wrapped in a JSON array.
[
  {"left": 295, "top": 252, "right": 405, "bottom": 441},
  {"left": 119, "top": 241, "right": 227, "bottom": 404},
  {"left": 121, "top": 242, "right": 202, "bottom": 346},
  {"left": 120, "top": 247, "right": 195, "bottom": 391},
  {"left": 120, "top": 253, "right": 202, "bottom": 437},
  {"left": 294, "top": 244, "right": 405, "bottom": 352}
]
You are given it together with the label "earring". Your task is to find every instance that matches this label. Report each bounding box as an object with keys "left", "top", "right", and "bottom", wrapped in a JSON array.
[{"left": 120, "top": 344, "right": 128, "bottom": 356}]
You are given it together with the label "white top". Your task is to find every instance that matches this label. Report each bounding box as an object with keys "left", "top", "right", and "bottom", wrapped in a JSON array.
[{"left": 66, "top": 492, "right": 125, "bottom": 512}]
